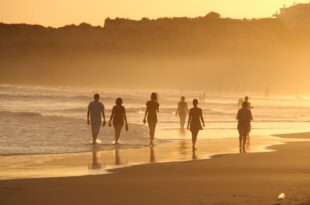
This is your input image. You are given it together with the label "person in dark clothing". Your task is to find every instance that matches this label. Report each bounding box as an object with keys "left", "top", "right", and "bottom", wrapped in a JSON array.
[
  {"left": 143, "top": 92, "right": 159, "bottom": 146},
  {"left": 187, "top": 99, "right": 205, "bottom": 150},
  {"left": 236, "top": 101, "right": 253, "bottom": 151},
  {"left": 109, "top": 97, "right": 128, "bottom": 145}
]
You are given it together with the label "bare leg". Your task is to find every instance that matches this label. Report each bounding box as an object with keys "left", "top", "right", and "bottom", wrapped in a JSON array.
[
  {"left": 114, "top": 125, "right": 122, "bottom": 145},
  {"left": 238, "top": 129, "right": 242, "bottom": 148},
  {"left": 92, "top": 133, "right": 98, "bottom": 144},
  {"left": 191, "top": 130, "right": 199, "bottom": 150},
  {"left": 180, "top": 115, "right": 186, "bottom": 129},
  {"left": 242, "top": 132, "right": 248, "bottom": 151},
  {"left": 148, "top": 122, "right": 157, "bottom": 146}
]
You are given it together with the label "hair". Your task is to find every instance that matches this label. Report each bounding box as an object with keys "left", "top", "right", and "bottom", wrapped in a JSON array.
[
  {"left": 245, "top": 96, "right": 249, "bottom": 100},
  {"left": 151, "top": 92, "right": 158, "bottom": 101},
  {"left": 193, "top": 99, "right": 198, "bottom": 106},
  {"left": 242, "top": 101, "right": 248, "bottom": 108},
  {"left": 94, "top": 93, "right": 100, "bottom": 100},
  {"left": 181, "top": 96, "right": 185, "bottom": 101},
  {"left": 116, "top": 97, "right": 123, "bottom": 105}
]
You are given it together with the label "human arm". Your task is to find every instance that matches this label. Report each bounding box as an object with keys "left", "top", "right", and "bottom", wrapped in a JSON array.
[
  {"left": 143, "top": 104, "right": 148, "bottom": 124},
  {"left": 250, "top": 110, "right": 253, "bottom": 121},
  {"left": 200, "top": 109, "right": 205, "bottom": 127},
  {"left": 176, "top": 105, "right": 179, "bottom": 117},
  {"left": 124, "top": 107, "right": 128, "bottom": 131},
  {"left": 87, "top": 104, "right": 90, "bottom": 124},
  {"left": 186, "top": 103, "right": 189, "bottom": 115},
  {"left": 187, "top": 110, "right": 192, "bottom": 129},
  {"left": 102, "top": 105, "right": 106, "bottom": 126},
  {"left": 109, "top": 107, "right": 114, "bottom": 127},
  {"left": 236, "top": 110, "right": 240, "bottom": 120}
]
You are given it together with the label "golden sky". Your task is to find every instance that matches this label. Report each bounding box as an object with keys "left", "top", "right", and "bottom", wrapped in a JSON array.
[{"left": 0, "top": 0, "right": 309, "bottom": 27}]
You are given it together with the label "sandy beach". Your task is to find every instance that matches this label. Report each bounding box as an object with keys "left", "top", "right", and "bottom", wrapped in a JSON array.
[{"left": 0, "top": 133, "right": 310, "bottom": 205}]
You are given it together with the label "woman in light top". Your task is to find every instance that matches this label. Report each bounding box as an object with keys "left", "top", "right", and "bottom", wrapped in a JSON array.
[
  {"left": 187, "top": 99, "right": 205, "bottom": 150},
  {"left": 109, "top": 97, "right": 128, "bottom": 145},
  {"left": 143, "top": 92, "right": 159, "bottom": 146}
]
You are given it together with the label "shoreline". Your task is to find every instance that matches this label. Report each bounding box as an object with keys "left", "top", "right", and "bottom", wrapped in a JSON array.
[
  {"left": 0, "top": 134, "right": 305, "bottom": 180},
  {"left": 1, "top": 132, "right": 310, "bottom": 204}
]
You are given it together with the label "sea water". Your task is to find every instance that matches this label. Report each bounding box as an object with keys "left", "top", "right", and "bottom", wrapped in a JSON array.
[{"left": 1, "top": 84, "right": 310, "bottom": 155}]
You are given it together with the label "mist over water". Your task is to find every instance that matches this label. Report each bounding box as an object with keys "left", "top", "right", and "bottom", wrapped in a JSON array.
[{"left": 1, "top": 84, "right": 310, "bottom": 155}]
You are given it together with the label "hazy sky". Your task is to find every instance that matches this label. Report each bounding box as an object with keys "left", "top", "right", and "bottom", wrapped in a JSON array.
[{"left": 1, "top": 0, "right": 309, "bottom": 27}]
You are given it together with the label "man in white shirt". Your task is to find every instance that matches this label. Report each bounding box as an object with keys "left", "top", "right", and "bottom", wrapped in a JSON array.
[{"left": 87, "top": 94, "right": 106, "bottom": 144}]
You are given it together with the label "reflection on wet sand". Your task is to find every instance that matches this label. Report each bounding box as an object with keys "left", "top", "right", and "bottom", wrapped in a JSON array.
[
  {"left": 192, "top": 149, "right": 197, "bottom": 160},
  {"left": 89, "top": 150, "right": 102, "bottom": 170},
  {"left": 0, "top": 136, "right": 291, "bottom": 180},
  {"left": 150, "top": 147, "right": 155, "bottom": 163},
  {"left": 114, "top": 149, "right": 121, "bottom": 165}
]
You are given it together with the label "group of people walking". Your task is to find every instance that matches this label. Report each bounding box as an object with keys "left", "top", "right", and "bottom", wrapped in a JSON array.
[{"left": 87, "top": 93, "right": 253, "bottom": 151}]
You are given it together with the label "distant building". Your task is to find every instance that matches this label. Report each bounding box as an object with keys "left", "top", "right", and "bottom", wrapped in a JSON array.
[{"left": 273, "top": 3, "right": 310, "bottom": 27}]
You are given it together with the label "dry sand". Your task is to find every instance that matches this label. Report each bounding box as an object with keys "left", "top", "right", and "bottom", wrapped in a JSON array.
[{"left": 1, "top": 133, "right": 310, "bottom": 205}]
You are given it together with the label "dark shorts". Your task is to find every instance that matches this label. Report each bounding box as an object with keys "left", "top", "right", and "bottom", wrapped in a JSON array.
[
  {"left": 238, "top": 126, "right": 250, "bottom": 137},
  {"left": 91, "top": 122, "right": 101, "bottom": 134}
]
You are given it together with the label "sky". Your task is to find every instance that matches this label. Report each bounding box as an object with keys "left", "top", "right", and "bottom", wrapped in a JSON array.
[{"left": 0, "top": 0, "right": 309, "bottom": 27}]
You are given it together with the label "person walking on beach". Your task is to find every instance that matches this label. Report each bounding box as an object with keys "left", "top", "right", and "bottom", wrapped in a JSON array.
[
  {"left": 176, "top": 96, "right": 188, "bottom": 129},
  {"left": 236, "top": 101, "right": 253, "bottom": 151},
  {"left": 109, "top": 97, "right": 128, "bottom": 145},
  {"left": 143, "top": 92, "right": 159, "bottom": 146},
  {"left": 187, "top": 99, "right": 205, "bottom": 150},
  {"left": 87, "top": 93, "right": 106, "bottom": 144}
]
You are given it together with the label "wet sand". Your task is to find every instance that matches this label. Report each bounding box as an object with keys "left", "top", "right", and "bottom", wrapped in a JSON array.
[
  {"left": 0, "top": 136, "right": 285, "bottom": 180},
  {"left": 1, "top": 133, "right": 310, "bottom": 205}
]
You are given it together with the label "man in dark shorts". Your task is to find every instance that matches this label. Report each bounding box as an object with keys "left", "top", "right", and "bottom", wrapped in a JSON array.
[
  {"left": 236, "top": 101, "right": 253, "bottom": 151},
  {"left": 87, "top": 93, "right": 106, "bottom": 144}
]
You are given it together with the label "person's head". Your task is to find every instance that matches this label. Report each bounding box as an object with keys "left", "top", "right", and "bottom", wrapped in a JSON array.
[
  {"left": 116, "top": 97, "right": 123, "bottom": 106},
  {"left": 245, "top": 96, "right": 249, "bottom": 102},
  {"left": 94, "top": 93, "right": 100, "bottom": 101},
  {"left": 242, "top": 101, "right": 248, "bottom": 109},
  {"left": 151, "top": 92, "right": 158, "bottom": 101},
  {"left": 181, "top": 96, "right": 185, "bottom": 102},
  {"left": 193, "top": 99, "right": 198, "bottom": 107}
]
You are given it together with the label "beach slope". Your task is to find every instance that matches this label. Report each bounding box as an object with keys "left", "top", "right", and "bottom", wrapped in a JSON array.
[{"left": 1, "top": 133, "right": 310, "bottom": 205}]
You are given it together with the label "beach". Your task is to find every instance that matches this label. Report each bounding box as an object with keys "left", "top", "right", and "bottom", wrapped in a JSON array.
[{"left": 1, "top": 132, "right": 310, "bottom": 205}]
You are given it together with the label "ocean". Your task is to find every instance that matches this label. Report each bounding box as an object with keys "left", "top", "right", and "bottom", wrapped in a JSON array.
[{"left": 1, "top": 84, "right": 310, "bottom": 156}]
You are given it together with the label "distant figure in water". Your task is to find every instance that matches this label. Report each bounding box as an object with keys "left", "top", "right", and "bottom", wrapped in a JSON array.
[
  {"left": 237, "top": 98, "right": 243, "bottom": 109},
  {"left": 176, "top": 96, "right": 188, "bottom": 129},
  {"left": 236, "top": 101, "right": 253, "bottom": 151},
  {"left": 244, "top": 96, "right": 254, "bottom": 109},
  {"left": 87, "top": 94, "right": 106, "bottom": 144},
  {"left": 187, "top": 99, "right": 205, "bottom": 150},
  {"left": 109, "top": 97, "right": 128, "bottom": 145},
  {"left": 143, "top": 92, "right": 159, "bottom": 146}
]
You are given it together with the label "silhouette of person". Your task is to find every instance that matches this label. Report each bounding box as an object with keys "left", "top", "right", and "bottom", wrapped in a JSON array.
[
  {"left": 187, "top": 99, "right": 205, "bottom": 150},
  {"left": 176, "top": 96, "right": 188, "bottom": 129},
  {"left": 236, "top": 101, "right": 253, "bottom": 151},
  {"left": 143, "top": 92, "right": 159, "bottom": 146},
  {"left": 109, "top": 97, "right": 128, "bottom": 145},
  {"left": 244, "top": 96, "right": 253, "bottom": 109},
  {"left": 87, "top": 94, "right": 106, "bottom": 144},
  {"left": 237, "top": 98, "right": 243, "bottom": 109}
]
